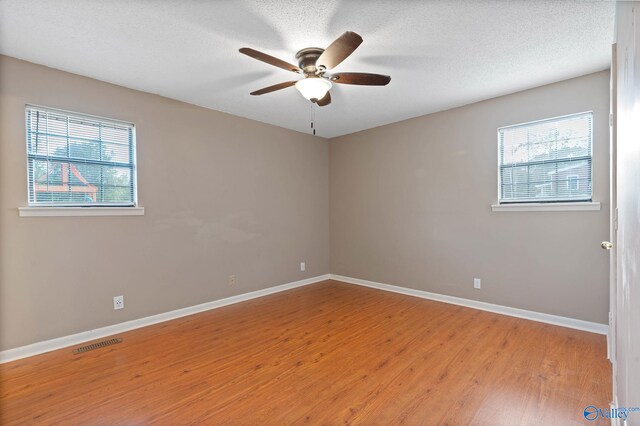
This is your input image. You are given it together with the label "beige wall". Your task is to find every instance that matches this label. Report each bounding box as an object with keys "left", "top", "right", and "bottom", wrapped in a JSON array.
[
  {"left": 0, "top": 54, "right": 611, "bottom": 352},
  {"left": 0, "top": 56, "right": 330, "bottom": 351},
  {"left": 330, "top": 71, "right": 610, "bottom": 324}
]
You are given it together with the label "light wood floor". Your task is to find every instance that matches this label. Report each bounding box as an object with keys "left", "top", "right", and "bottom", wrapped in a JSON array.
[{"left": 0, "top": 280, "right": 611, "bottom": 425}]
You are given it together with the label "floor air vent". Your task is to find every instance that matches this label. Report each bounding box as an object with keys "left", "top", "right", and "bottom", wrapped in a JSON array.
[{"left": 73, "top": 338, "right": 122, "bottom": 354}]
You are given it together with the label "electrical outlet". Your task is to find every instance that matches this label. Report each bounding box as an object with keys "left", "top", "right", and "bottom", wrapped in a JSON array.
[
  {"left": 229, "top": 275, "right": 236, "bottom": 286},
  {"left": 113, "top": 295, "right": 124, "bottom": 310},
  {"left": 300, "top": 262, "right": 306, "bottom": 272},
  {"left": 474, "top": 278, "right": 481, "bottom": 289}
]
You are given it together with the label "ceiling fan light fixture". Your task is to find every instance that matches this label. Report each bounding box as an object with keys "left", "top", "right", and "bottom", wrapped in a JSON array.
[{"left": 295, "top": 77, "right": 332, "bottom": 102}]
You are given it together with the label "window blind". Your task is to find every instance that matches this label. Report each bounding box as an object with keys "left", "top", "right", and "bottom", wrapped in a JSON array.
[
  {"left": 498, "top": 112, "right": 593, "bottom": 204},
  {"left": 26, "top": 106, "right": 137, "bottom": 206}
]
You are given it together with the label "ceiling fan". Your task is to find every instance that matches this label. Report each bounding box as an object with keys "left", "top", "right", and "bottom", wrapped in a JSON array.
[{"left": 239, "top": 31, "right": 391, "bottom": 107}]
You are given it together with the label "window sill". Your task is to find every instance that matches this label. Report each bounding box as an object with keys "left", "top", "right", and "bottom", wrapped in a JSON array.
[
  {"left": 491, "top": 202, "right": 601, "bottom": 212},
  {"left": 18, "top": 206, "right": 145, "bottom": 217}
]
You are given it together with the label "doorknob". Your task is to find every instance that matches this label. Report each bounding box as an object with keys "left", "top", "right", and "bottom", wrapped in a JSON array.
[{"left": 601, "top": 241, "right": 613, "bottom": 250}]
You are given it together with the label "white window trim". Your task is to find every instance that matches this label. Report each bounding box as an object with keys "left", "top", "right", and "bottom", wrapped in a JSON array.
[
  {"left": 18, "top": 206, "right": 144, "bottom": 217},
  {"left": 491, "top": 202, "right": 600, "bottom": 212}
]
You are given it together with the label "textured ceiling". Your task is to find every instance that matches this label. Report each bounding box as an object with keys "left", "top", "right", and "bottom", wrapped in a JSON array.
[{"left": 0, "top": 0, "right": 615, "bottom": 138}]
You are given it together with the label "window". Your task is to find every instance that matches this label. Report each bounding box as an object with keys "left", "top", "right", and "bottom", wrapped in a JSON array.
[
  {"left": 567, "top": 174, "right": 580, "bottom": 191},
  {"left": 498, "top": 112, "right": 592, "bottom": 204},
  {"left": 26, "top": 105, "right": 137, "bottom": 207}
]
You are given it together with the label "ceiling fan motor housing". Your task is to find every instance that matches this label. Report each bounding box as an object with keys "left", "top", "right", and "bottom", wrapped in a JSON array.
[{"left": 295, "top": 48, "right": 325, "bottom": 75}]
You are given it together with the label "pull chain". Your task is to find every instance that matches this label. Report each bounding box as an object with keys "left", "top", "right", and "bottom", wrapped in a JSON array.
[{"left": 310, "top": 102, "right": 316, "bottom": 136}]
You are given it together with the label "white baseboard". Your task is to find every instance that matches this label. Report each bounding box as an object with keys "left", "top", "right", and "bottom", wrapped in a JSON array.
[
  {"left": 330, "top": 274, "right": 608, "bottom": 335},
  {"left": 0, "top": 274, "right": 330, "bottom": 364},
  {"left": 1, "top": 273, "right": 607, "bottom": 364}
]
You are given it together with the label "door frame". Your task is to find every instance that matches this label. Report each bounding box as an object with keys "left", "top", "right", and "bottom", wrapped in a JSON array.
[{"left": 608, "top": 43, "right": 617, "bottom": 370}]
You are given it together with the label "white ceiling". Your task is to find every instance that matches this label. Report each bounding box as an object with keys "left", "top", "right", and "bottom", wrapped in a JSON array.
[{"left": 0, "top": 0, "right": 615, "bottom": 138}]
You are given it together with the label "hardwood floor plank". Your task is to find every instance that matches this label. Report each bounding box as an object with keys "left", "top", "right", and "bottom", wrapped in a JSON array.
[{"left": 0, "top": 280, "right": 611, "bottom": 425}]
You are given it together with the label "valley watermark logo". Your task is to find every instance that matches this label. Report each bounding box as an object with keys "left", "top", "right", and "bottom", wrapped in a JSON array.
[{"left": 583, "top": 405, "right": 640, "bottom": 421}]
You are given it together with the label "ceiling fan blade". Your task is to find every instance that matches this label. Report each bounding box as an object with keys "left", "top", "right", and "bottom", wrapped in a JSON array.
[
  {"left": 317, "top": 91, "right": 331, "bottom": 107},
  {"left": 329, "top": 73, "right": 391, "bottom": 86},
  {"left": 316, "top": 31, "right": 363, "bottom": 70},
  {"left": 250, "top": 81, "right": 297, "bottom": 96},
  {"left": 239, "top": 48, "right": 302, "bottom": 74}
]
